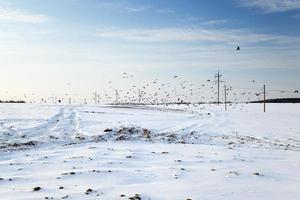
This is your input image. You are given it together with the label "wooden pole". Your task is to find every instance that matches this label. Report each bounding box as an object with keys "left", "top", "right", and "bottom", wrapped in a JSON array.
[
  {"left": 115, "top": 90, "right": 118, "bottom": 104},
  {"left": 224, "top": 85, "right": 227, "bottom": 110},
  {"left": 217, "top": 70, "right": 220, "bottom": 105},
  {"left": 97, "top": 94, "right": 100, "bottom": 104},
  {"left": 263, "top": 84, "right": 266, "bottom": 112},
  {"left": 138, "top": 89, "right": 141, "bottom": 104}
]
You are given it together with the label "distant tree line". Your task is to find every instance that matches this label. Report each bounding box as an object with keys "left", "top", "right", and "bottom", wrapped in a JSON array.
[
  {"left": 0, "top": 100, "right": 26, "bottom": 103},
  {"left": 250, "top": 98, "right": 300, "bottom": 103}
]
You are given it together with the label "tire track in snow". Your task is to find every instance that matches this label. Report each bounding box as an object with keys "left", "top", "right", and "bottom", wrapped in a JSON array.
[{"left": 159, "top": 109, "right": 226, "bottom": 136}]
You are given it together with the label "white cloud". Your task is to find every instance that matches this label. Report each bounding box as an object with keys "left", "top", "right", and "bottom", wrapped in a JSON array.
[
  {"left": 157, "top": 8, "right": 174, "bottom": 14},
  {"left": 178, "top": 16, "right": 202, "bottom": 23},
  {"left": 0, "top": 6, "right": 51, "bottom": 23},
  {"left": 201, "top": 19, "right": 228, "bottom": 26},
  {"left": 97, "top": 1, "right": 151, "bottom": 13},
  {"left": 97, "top": 1, "right": 174, "bottom": 14},
  {"left": 125, "top": 5, "right": 151, "bottom": 13},
  {"left": 94, "top": 27, "right": 293, "bottom": 45},
  {"left": 237, "top": 0, "right": 300, "bottom": 13}
]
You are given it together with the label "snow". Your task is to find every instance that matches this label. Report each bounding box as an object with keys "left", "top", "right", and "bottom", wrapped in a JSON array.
[{"left": 0, "top": 103, "right": 299, "bottom": 200}]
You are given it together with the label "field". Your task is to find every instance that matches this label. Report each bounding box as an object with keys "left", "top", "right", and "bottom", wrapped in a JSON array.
[{"left": 0, "top": 103, "right": 299, "bottom": 200}]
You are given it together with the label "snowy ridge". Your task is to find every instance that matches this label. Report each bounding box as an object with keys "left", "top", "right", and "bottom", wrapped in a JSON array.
[
  {"left": 1, "top": 105, "right": 298, "bottom": 152},
  {"left": 0, "top": 104, "right": 300, "bottom": 200},
  {"left": 0, "top": 106, "right": 86, "bottom": 148}
]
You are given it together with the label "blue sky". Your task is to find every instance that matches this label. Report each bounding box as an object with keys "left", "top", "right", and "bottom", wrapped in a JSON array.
[{"left": 0, "top": 0, "right": 299, "bottom": 102}]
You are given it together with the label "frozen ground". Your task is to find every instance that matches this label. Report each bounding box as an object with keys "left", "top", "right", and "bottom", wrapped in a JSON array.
[{"left": 0, "top": 103, "right": 299, "bottom": 200}]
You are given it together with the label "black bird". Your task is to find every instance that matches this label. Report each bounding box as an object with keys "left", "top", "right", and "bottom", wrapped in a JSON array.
[
  {"left": 236, "top": 46, "right": 240, "bottom": 51},
  {"left": 295, "top": 90, "right": 299, "bottom": 93}
]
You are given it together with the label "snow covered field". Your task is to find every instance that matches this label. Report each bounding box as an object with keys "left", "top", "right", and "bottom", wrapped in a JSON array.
[{"left": 0, "top": 103, "right": 299, "bottom": 200}]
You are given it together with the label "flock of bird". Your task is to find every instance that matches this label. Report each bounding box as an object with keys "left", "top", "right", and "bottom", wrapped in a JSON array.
[
  {"left": 3, "top": 76, "right": 299, "bottom": 105},
  {"left": 92, "top": 70, "right": 299, "bottom": 105},
  {"left": 1, "top": 46, "right": 299, "bottom": 104}
]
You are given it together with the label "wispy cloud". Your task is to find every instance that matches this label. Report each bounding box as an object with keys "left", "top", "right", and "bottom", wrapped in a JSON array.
[
  {"left": 0, "top": 30, "right": 22, "bottom": 45},
  {"left": 125, "top": 5, "right": 151, "bottom": 13},
  {"left": 93, "top": 26, "right": 296, "bottom": 46},
  {"left": 237, "top": 0, "right": 300, "bottom": 13},
  {"left": 156, "top": 8, "right": 174, "bottom": 14},
  {"left": 97, "top": 1, "right": 151, "bottom": 13},
  {"left": 201, "top": 19, "right": 228, "bottom": 26},
  {"left": 178, "top": 16, "right": 202, "bottom": 23},
  {"left": 0, "top": 6, "right": 52, "bottom": 23},
  {"left": 97, "top": 1, "right": 174, "bottom": 14}
]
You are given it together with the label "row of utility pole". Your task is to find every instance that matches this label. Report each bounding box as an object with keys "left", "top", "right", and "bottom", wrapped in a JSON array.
[
  {"left": 217, "top": 70, "right": 266, "bottom": 112},
  {"left": 93, "top": 92, "right": 101, "bottom": 104},
  {"left": 113, "top": 89, "right": 142, "bottom": 104},
  {"left": 92, "top": 70, "right": 267, "bottom": 112}
]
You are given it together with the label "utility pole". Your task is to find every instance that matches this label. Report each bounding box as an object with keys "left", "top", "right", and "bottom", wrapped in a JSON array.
[
  {"left": 97, "top": 94, "right": 101, "bottom": 104},
  {"left": 94, "top": 92, "right": 97, "bottom": 104},
  {"left": 218, "top": 71, "right": 220, "bottom": 105},
  {"left": 138, "top": 89, "right": 141, "bottom": 104},
  {"left": 115, "top": 89, "right": 118, "bottom": 104},
  {"left": 224, "top": 85, "right": 227, "bottom": 111},
  {"left": 263, "top": 84, "right": 266, "bottom": 112},
  {"left": 215, "top": 70, "right": 222, "bottom": 105}
]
